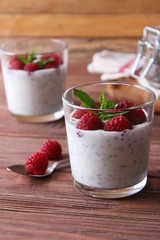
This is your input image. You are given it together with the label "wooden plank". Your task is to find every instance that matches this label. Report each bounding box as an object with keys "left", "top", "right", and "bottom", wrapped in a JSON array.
[
  {"left": 64, "top": 38, "right": 138, "bottom": 62},
  {"left": 0, "top": 0, "right": 160, "bottom": 14},
  {"left": 0, "top": 13, "right": 159, "bottom": 38},
  {"left": 0, "top": 161, "right": 160, "bottom": 240}
]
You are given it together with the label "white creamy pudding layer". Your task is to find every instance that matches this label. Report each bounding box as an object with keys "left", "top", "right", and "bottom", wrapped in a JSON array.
[
  {"left": 2, "top": 64, "right": 66, "bottom": 116},
  {"left": 66, "top": 118, "right": 152, "bottom": 189}
]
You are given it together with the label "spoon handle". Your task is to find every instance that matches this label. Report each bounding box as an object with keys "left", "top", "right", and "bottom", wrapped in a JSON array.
[
  {"left": 49, "top": 159, "right": 70, "bottom": 170},
  {"left": 56, "top": 159, "right": 70, "bottom": 168}
]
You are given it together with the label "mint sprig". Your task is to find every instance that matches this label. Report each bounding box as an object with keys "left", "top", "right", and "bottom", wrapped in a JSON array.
[
  {"left": 73, "top": 88, "right": 127, "bottom": 121},
  {"left": 17, "top": 50, "right": 55, "bottom": 68},
  {"left": 99, "top": 90, "right": 116, "bottom": 110},
  {"left": 98, "top": 111, "right": 128, "bottom": 121},
  {"left": 73, "top": 88, "right": 98, "bottom": 109},
  {"left": 27, "top": 50, "right": 37, "bottom": 62},
  {"left": 17, "top": 56, "right": 28, "bottom": 65},
  {"left": 17, "top": 50, "right": 37, "bottom": 65},
  {"left": 36, "top": 58, "right": 54, "bottom": 68}
]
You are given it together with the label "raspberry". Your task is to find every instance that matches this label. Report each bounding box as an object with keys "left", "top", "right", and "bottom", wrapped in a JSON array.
[
  {"left": 52, "top": 53, "right": 63, "bottom": 64},
  {"left": 126, "top": 109, "right": 147, "bottom": 125},
  {"left": 115, "top": 101, "right": 146, "bottom": 125},
  {"left": 42, "top": 53, "right": 63, "bottom": 68},
  {"left": 26, "top": 152, "right": 48, "bottom": 175},
  {"left": 24, "top": 62, "right": 39, "bottom": 72},
  {"left": 115, "top": 100, "right": 134, "bottom": 109},
  {"left": 96, "top": 100, "right": 101, "bottom": 107},
  {"left": 77, "top": 112, "right": 103, "bottom": 130},
  {"left": 41, "top": 54, "right": 51, "bottom": 60},
  {"left": 44, "top": 61, "right": 59, "bottom": 69},
  {"left": 41, "top": 140, "right": 62, "bottom": 159},
  {"left": 9, "top": 56, "right": 24, "bottom": 70},
  {"left": 104, "top": 115, "right": 133, "bottom": 132},
  {"left": 72, "top": 109, "right": 86, "bottom": 119}
]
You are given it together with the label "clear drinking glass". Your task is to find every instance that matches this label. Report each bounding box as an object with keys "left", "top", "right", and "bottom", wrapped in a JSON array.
[
  {"left": 0, "top": 38, "right": 68, "bottom": 123},
  {"left": 63, "top": 81, "right": 155, "bottom": 198}
]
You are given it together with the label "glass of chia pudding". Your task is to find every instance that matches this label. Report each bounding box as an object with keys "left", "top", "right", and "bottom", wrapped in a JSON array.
[
  {"left": 62, "top": 81, "right": 155, "bottom": 198},
  {"left": 0, "top": 38, "right": 68, "bottom": 123}
]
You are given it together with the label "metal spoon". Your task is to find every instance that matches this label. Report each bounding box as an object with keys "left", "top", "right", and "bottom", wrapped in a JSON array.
[{"left": 7, "top": 159, "right": 70, "bottom": 177}]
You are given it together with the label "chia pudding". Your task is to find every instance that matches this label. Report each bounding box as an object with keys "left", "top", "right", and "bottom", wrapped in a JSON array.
[
  {"left": 0, "top": 38, "right": 68, "bottom": 122},
  {"left": 66, "top": 115, "right": 152, "bottom": 190},
  {"left": 2, "top": 64, "right": 66, "bottom": 116},
  {"left": 63, "top": 81, "right": 155, "bottom": 198}
]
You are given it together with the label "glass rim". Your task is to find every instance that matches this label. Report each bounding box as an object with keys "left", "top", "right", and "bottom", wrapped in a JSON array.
[
  {"left": 0, "top": 37, "right": 68, "bottom": 56},
  {"left": 62, "top": 80, "right": 156, "bottom": 111}
]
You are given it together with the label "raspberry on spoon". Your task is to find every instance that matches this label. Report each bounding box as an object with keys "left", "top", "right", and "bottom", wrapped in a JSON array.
[{"left": 26, "top": 152, "right": 48, "bottom": 175}]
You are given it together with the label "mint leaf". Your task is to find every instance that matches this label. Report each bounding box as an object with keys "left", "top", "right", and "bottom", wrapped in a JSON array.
[
  {"left": 17, "top": 56, "right": 28, "bottom": 65},
  {"left": 36, "top": 58, "right": 54, "bottom": 68},
  {"left": 73, "top": 88, "right": 98, "bottom": 109},
  {"left": 99, "top": 91, "right": 116, "bottom": 110},
  {"left": 17, "top": 50, "right": 38, "bottom": 65},
  {"left": 17, "top": 49, "right": 56, "bottom": 68},
  {"left": 27, "top": 50, "right": 37, "bottom": 63},
  {"left": 73, "top": 88, "right": 127, "bottom": 121},
  {"left": 98, "top": 90, "right": 117, "bottom": 120},
  {"left": 99, "top": 111, "right": 127, "bottom": 121}
]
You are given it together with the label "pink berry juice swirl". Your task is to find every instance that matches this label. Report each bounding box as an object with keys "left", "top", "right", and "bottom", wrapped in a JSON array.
[{"left": 63, "top": 81, "right": 155, "bottom": 193}]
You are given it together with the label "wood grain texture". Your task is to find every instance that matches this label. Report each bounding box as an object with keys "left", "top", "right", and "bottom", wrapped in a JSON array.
[
  {"left": 0, "top": 38, "right": 160, "bottom": 239},
  {"left": 0, "top": 0, "right": 160, "bottom": 14},
  {"left": 0, "top": 13, "right": 159, "bottom": 37},
  {"left": 0, "top": 0, "right": 159, "bottom": 38}
]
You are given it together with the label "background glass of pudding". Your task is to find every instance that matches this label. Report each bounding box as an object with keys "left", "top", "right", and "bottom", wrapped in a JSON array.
[
  {"left": 63, "top": 81, "right": 155, "bottom": 199},
  {"left": 0, "top": 38, "right": 68, "bottom": 123}
]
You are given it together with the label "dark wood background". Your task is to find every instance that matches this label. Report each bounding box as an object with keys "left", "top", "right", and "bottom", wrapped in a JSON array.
[{"left": 0, "top": 0, "right": 160, "bottom": 38}]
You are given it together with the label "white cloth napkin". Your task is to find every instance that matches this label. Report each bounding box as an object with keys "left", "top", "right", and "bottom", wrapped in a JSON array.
[
  {"left": 87, "top": 50, "right": 136, "bottom": 80},
  {"left": 87, "top": 50, "right": 160, "bottom": 98}
]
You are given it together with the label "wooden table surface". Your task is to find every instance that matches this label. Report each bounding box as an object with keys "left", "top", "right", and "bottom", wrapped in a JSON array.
[{"left": 0, "top": 39, "right": 160, "bottom": 240}]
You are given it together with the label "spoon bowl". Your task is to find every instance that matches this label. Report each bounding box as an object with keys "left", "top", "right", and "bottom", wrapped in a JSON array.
[{"left": 7, "top": 159, "right": 70, "bottom": 177}]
